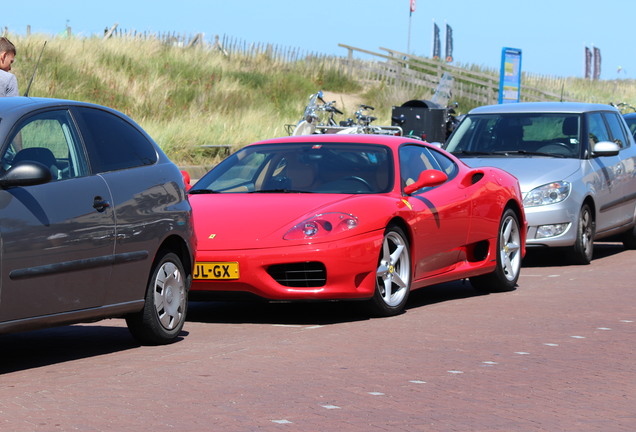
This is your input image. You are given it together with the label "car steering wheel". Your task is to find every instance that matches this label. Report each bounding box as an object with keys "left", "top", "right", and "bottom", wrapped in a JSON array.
[
  {"left": 343, "top": 176, "right": 372, "bottom": 190},
  {"left": 540, "top": 142, "right": 572, "bottom": 156},
  {"left": 550, "top": 142, "right": 570, "bottom": 150}
]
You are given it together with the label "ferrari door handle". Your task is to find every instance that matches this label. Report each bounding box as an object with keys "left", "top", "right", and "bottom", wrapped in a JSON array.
[{"left": 93, "top": 196, "right": 111, "bottom": 212}]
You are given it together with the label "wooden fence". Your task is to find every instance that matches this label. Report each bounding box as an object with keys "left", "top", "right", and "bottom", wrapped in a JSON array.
[
  {"left": 102, "top": 23, "right": 206, "bottom": 48},
  {"left": 338, "top": 44, "right": 577, "bottom": 106}
]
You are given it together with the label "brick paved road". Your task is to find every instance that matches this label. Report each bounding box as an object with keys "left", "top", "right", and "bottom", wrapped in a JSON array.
[{"left": 1, "top": 243, "right": 635, "bottom": 431}]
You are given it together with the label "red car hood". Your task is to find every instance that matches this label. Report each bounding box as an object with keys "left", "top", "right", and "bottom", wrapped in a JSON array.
[{"left": 190, "top": 193, "right": 359, "bottom": 250}]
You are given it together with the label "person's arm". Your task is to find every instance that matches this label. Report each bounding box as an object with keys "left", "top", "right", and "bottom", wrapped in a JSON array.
[{"left": 6, "top": 73, "right": 19, "bottom": 96}]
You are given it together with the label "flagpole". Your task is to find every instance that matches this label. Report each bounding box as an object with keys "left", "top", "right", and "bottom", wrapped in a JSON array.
[
  {"left": 407, "top": 10, "right": 412, "bottom": 54},
  {"left": 407, "top": 0, "right": 415, "bottom": 54}
]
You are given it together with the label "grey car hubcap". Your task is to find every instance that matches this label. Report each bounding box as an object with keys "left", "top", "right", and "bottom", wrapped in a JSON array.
[
  {"left": 580, "top": 209, "right": 593, "bottom": 257},
  {"left": 153, "top": 261, "right": 185, "bottom": 330}
]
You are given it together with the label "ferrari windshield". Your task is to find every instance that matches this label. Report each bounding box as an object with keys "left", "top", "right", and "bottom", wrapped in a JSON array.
[
  {"left": 445, "top": 113, "right": 582, "bottom": 158},
  {"left": 191, "top": 142, "right": 394, "bottom": 194}
]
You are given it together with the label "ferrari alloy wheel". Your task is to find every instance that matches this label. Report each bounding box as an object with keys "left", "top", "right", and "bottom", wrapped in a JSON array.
[
  {"left": 126, "top": 251, "right": 188, "bottom": 345},
  {"left": 470, "top": 208, "right": 522, "bottom": 292},
  {"left": 368, "top": 225, "right": 411, "bottom": 317},
  {"left": 569, "top": 204, "right": 595, "bottom": 265}
]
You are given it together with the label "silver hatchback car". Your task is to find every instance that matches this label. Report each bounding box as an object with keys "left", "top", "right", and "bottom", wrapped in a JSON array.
[
  {"left": 444, "top": 102, "right": 636, "bottom": 264},
  {"left": 0, "top": 97, "right": 195, "bottom": 344}
]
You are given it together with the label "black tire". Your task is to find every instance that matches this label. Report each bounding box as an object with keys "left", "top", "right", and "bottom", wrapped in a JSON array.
[
  {"left": 126, "top": 251, "right": 188, "bottom": 345},
  {"left": 470, "top": 208, "right": 522, "bottom": 292},
  {"left": 568, "top": 204, "right": 594, "bottom": 265},
  {"left": 620, "top": 225, "right": 636, "bottom": 250},
  {"left": 367, "top": 225, "right": 411, "bottom": 317}
]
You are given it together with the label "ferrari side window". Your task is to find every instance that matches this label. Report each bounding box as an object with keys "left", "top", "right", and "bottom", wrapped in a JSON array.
[
  {"left": 400, "top": 145, "right": 432, "bottom": 187},
  {"left": 426, "top": 148, "right": 458, "bottom": 179}
]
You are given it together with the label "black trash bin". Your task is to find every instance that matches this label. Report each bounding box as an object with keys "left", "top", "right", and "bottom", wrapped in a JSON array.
[{"left": 391, "top": 100, "right": 447, "bottom": 143}]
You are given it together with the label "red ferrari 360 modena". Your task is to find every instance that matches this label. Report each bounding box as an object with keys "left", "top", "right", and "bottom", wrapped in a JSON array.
[{"left": 188, "top": 134, "right": 526, "bottom": 316}]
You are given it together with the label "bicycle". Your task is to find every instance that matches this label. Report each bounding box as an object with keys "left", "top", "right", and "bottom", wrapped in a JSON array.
[
  {"left": 337, "top": 104, "right": 403, "bottom": 136},
  {"left": 610, "top": 102, "right": 636, "bottom": 114},
  {"left": 286, "top": 91, "right": 345, "bottom": 136}
]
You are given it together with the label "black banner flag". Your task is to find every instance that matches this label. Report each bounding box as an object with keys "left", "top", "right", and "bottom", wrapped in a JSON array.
[
  {"left": 584, "top": 46, "right": 592, "bottom": 79},
  {"left": 445, "top": 24, "right": 453, "bottom": 62},
  {"left": 433, "top": 22, "right": 441, "bottom": 60},
  {"left": 593, "top": 46, "right": 601, "bottom": 80}
]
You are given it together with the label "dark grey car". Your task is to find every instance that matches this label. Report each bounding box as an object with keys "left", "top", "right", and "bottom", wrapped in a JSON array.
[
  {"left": 622, "top": 112, "right": 636, "bottom": 140},
  {"left": 0, "top": 97, "right": 195, "bottom": 345}
]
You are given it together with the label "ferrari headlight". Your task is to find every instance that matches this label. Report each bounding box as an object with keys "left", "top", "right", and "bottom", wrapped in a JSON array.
[
  {"left": 284, "top": 212, "right": 358, "bottom": 240},
  {"left": 523, "top": 181, "right": 571, "bottom": 207}
]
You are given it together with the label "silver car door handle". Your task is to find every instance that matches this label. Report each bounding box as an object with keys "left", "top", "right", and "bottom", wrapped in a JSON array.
[{"left": 93, "top": 196, "right": 111, "bottom": 212}]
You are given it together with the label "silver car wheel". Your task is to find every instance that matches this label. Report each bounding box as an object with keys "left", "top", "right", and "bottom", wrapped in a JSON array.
[
  {"left": 579, "top": 208, "right": 593, "bottom": 258},
  {"left": 500, "top": 213, "right": 522, "bottom": 281},
  {"left": 153, "top": 260, "right": 186, "bottom": 330},
  {"left": 570, "top": 204, "right": 595, "bottom": 264},
  {"left": 376, "top": 230, "right": 410, "bottom": 307}
]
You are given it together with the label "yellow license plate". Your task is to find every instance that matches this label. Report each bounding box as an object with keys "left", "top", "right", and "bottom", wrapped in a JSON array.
[{"left": 194, "top": 262, "right": 239, "bottom": 280}]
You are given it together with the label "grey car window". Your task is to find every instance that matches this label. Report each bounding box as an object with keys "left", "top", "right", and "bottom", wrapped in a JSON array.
[
  {"left": 604, "top": 112, "right": 629, "bottom": 149},
  {"left": 446, "top": 114, "right": 581, "bottom": 157},
  {"left": 587, "top": 113, "right": 610, "bottom": 145},
  {"left": 1, "top": 110, "right": 88, "bottom": 180},
  {"left": 73, "top": 107, "right": 158, "bottom": 173}
]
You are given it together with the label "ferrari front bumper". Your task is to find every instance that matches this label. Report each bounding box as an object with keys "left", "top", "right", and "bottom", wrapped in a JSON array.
[{"left": 190, "top": 230, "right": 383, "bottom": 301}]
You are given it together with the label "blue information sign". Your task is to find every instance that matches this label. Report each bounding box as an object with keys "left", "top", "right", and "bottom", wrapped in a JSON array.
[{"left": 498, "top": 47, "right": 522, "bottom": 104}]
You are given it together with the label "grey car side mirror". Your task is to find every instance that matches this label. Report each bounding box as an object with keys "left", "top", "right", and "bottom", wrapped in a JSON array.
[
  {"left": 592, "top": 141, "right": 620, "bottom": 157},
  {"left": 0, "top": 161, "right": 52, "bottom": 188}
]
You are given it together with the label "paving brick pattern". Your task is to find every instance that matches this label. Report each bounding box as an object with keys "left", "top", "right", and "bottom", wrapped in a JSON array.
[{"left": 1, "top": 244, "right": 635, "bottom": 431}]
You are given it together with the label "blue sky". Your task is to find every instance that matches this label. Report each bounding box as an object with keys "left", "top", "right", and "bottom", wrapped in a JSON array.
[{"left": 2, "top": 0, "right": 634, "bottom": 80}]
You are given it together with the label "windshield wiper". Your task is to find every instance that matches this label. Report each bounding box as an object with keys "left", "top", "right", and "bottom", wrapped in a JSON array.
[
  {"left": 493, "top": 150, "right": 567, "bottom": 158},
  {"left": 452, "top": 150, "right": 493, "bottom": 156},
  {"left": 189, "top": 189, "right": 220, "bottom": 194},
  {"left": 251, "top": 189, "right": 313, "bottom": 193}
]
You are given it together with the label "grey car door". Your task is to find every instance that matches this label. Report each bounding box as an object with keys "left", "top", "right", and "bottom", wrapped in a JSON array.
[
  {"left": 586, "top": 112, "right": 628, "bottom": 231},
  {"left": 0, "top": 109, "right": 116, "bottom": 322},
  {"left": 70, "top": 106, "right": 163, "bottom": 306},
  {"left": 603, "top": 111, "right": 636, "bottom": 227}
]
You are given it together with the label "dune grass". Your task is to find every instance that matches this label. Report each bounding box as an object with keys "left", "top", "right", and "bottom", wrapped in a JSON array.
[{"left": 9, "top": 34, "right": 636, "bottom": 165}]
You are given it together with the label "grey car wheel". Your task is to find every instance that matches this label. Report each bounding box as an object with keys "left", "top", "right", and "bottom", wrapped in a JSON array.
[
  {"left": 569, "top": 204, "right": 594, "bottom": 265},
  {"left": 126, "top": 251, "right": 188, "bottom": 345},
  {"left": 470, "top": 208, "right": 522, "bottom": 292},
  {"left": 367, "top": 225, "right": 411, "bottom": 317},
  {"left": 620, "top": 207, "right": 636, "bottom": 249}
]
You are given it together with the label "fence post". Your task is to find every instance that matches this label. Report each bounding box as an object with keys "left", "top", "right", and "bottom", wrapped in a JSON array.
[
  {"left": 103, "top": 23, "right": 119, "bottom": 40},
  {"left": 345, "top": 46, "right": 353, "bottom": 76}
]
